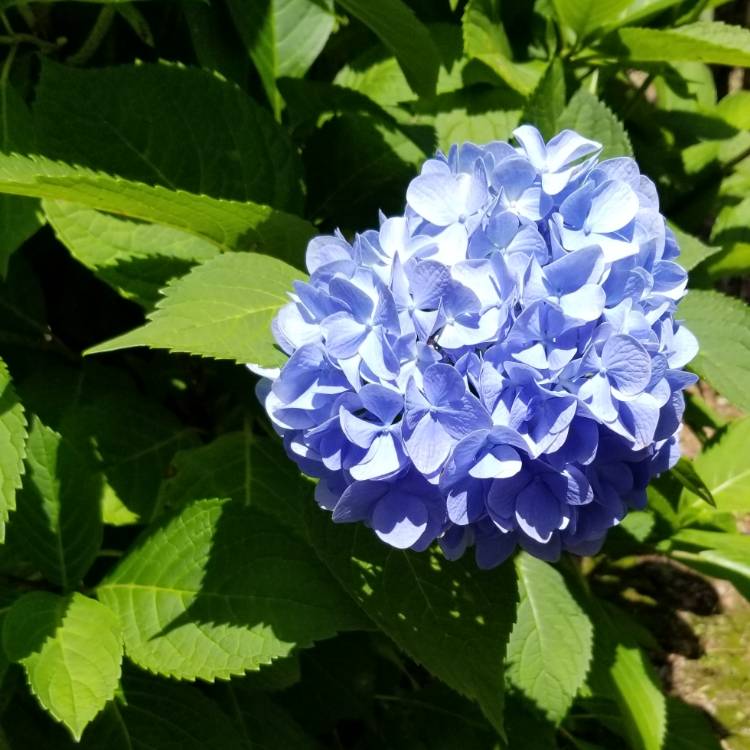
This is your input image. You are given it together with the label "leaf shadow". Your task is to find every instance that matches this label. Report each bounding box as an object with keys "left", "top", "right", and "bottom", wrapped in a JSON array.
[
  {"left": 152, "top": 499, "right": 362, "bottom": 651},
  {"left": 10, "top": 426, "right": 103, "bottom": 589},
  {"left": 95, "top": 254, "right": 200, "bottom": 311}
]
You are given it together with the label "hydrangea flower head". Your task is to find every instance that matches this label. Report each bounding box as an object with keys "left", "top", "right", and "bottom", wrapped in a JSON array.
[{"left": 256, "top": 126, "right": 698, "bottom": 567}]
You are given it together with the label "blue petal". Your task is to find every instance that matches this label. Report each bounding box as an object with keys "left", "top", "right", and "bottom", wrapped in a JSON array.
[
  {"left": 515, "top": 479, "right": 564, "bottom": 543},
  {"left": 512, "top": 125, "right": 547, "bottom": 169},
  {"left": 578, "top": 371, "right": 618, "bottom": 423},
  {"left": 404, "top": 377, "right": 430, "bottom": 428},
  {"left": 350, "top": 433, "right": 407, "bottom": 480},
  {"left": 409, "top": 260, "right": 451, "bottom": 309},
  {"left": 328, "top": 277, "right": 374, "bottom": 322},
  {"left": 469, "top": 445, "right": 522, "bottom": 479},
  {"left": 438, "top": 393, "right": 492, "bottom": 438},
  {"left": 358, "top": 383, "right": 403, "bottom": 424},
  {"left": 585, "top": 180, "right": 639, "bottom": 234},
  {"left": 272, "top": 343, "right": 324, "bottom": 403},
  {"left": 340, "top": 408, "right": 382, "bottom": 448},
  {"left": 372, "top": 491, "right": 429, "bottom": 549},
  {"left": 306, "top": 234, "right": 353, "bottom": 274},
  {"left": 422, "top": 362, "right": 467, "bottom": 405},
  {"left": 322, "top": 312, "right": 367, "bottom": 359},
  {"left": 359, "top": 328, "right": 400, "bottom": 381},
  {"left": 486, "top": 210, "right": 520, "bottom": 249},
  {"left": 446, "top": 479, "right": 486, "bottom": 525},
  {"left": 558, "top": 182, "right": 597, "bottom": 229},
  {"left": 475, "top": 526, "right": 517, "bottom": 569},
  {"left": 559, "top": 284, "right": 605, "bottom": 322},
  {"left": 332, "top": 481, "right": 386, "bottom": 523},
  {"left": 486, "top": 470, "right": 531, "bottom": 529},
  {"left": 668, "top": 324, "right": 698, "bottom": 369},
  {"left": 602, "top": 334, "right": 651, "bottom": 396},
  {"left": 513, "top": 186, "right": 552, "bottom": 221},
  {"left": 544, "top": 246, "right": 604, "bottom": 293},
  {"left": 545, "top": 129, "right": 601, "bottom": 172},
  {"left": 493, "top": 157, "right": 536, "bottom": 200},
  {"left": 509, "top": 224, "right": 548, "bottom": 264},
  {"left": 404, "top": 413, "right": 454, "bottom": 475},
  {"left": 406, "top": 172, "right": 487, "bottom": 226}
]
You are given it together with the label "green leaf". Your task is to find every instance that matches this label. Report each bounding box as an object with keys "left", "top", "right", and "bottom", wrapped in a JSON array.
[
  {"left": 2, "top": 592, "right": 122, "bottom": 741},
  {"left": 86, "top": 252, "right": 301, "bottom": 369},
  {"left": 653, "top": 62, "right": 717, "bottom": 114},
  {"left": 617, "top": 510, "right": 655, "bottom": 543},
  {"left": 0, "top": 80, "right": 42, "bottom": 275},
  {"left": 604, "top": 0, "right": 686, "bottom": 30},
  {"left": 303, "top": 114, "right": 423, "bottom": 229},
  {"left": 239, "top": 651, "right": 301, "bottom": 692},
  {"left": 0, "top": 153, "right": 315, "bottom": 268},
  {"left": 223, "top": 686, "right": 320, "bottom": 750},
  {"left": 714, "top": 89, "right": 750, "bottom": 129},
  {"left": 689, "top": 418, "right": 750, "bottom": 512},
  {"left": 413, "top": 87, "right": 523, "bottom": 153},
  {"left": 34, "top": 60, "right": 302, "bottom": 211},
  {"left": 678, "top": 290, "right": 750, "bottom": 413},
  {"left": 710, "top": 196, "right": 750, "bottom": 279},
  {"left": 671, "top": 457, "right": 715, "bottom": 507},
  {"left": 335, "top": 0, "right": 440, "bottom": 98},
  {"left": 157, "top": 429, "right": 312, "bottom": 536},
  {"left": 462, "top": 0, "right": 544, "bottom": 95},
  {"left": 278, "top": 77, "right": 408, "bottom": 137},
  {"left": 666, "top": 529, "right": 750, "bottom": 600},
  {"left": 64, "top": 390, "right": 198, "bottom": 526},
  {"left": 12, "top": 416, "right": 102, "bottom": 588},
  {"left": 585, "top": 599, "right": 666, "bottom": 750},
  {"left": 0, "top": 251, "right": 51, "bottom": 359},
  {"left": 557, "top": 89, "right": 633, "bottom": 159},
  {"left": 0, "top": 0, "right": 142, "bottom": 6},
  {"left": 97, "top": 498, "right": 366, "bottom": 681},
  {"left": 305, "top": 506, "right": 518, "bottom": 736},
  {"left": 521, "top": 58, "right": 566, "bottom": 141},
  {"left": 18, "top": 360, "right": 198, "bottom": 526},
  {"left": 334, "top": 53, "right": 417, "bottom": 108},
  {"left": 647, "top": 476, "right": 680, "bottom": 529},
  {"left": 664, "top": 697, "right": 723, "bottom": 750},
  {"left": 227, "top": 0, "right": 335, "bottom": 117},
  {"left": 184, "top": 2, "right": 251, "bottom": 86},
  {"left": 43, "top": 199, "right": 219, "bottom": 309},
  {"left": 668, "top": 223, "right": 720, "bottom": 272},
  {"left": 506, "top": 554, "right": 593, "bottom": 724},
  {"left": 331, "top": 23, "right": 467, "bottom": 109},
  {"left": 0, "top": 358, "right": 26, "bottom": 543},
  {"left": 284, "top": 633, "right": 378, "bottom": 731},
  {"left": 551, "top": 0, "right": 631, "bottom": 41},
  {"left": 608, "top": 22, "right": 750, "bottom": 67},
  {"left": 82, "top": 672, "right": 244, "bottom": 750}
]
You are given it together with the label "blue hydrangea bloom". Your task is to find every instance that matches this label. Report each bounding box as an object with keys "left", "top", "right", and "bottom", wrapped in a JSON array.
[{"left": 255, "top": 126, "right": 698, "bottom": 567}]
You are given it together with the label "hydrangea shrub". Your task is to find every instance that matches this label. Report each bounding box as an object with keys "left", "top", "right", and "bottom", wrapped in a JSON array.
[
  {"left": 0, "top": 2, "right": 748, "bottom": 748},
  {"left": 260, "top": 126, "right": 698, "bottom": 566}
]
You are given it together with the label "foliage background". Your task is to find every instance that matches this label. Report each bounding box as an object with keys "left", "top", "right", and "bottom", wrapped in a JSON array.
[{"left": 0, "top": 0, "right": 748, "bottom": 748}]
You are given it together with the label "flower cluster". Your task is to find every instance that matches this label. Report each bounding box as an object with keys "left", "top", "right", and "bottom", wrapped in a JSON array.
[{"left": 256, "top": 126, "right": 698, "bottom": 567}]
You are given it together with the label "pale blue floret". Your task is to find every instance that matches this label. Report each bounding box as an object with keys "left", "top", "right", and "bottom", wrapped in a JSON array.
[{"left": 256, "top": 125, "right": 698, "bottom": 568}]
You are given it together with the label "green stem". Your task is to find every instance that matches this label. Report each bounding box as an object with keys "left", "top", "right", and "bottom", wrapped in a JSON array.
[
  {"left": 0, "top": 32, "right": 62, "bottom": 51},
  {"left": 15, "top": 2, "right": 35, "bottom": 31},
  {"left": 1, "top": 42, "right": 16, "bottom": 86},
  {"left": 587, "top": 68, "right": 599, "bottom": 95},
  {"left": 0, "top": 12, "right": 12, "bottom": 35},
  {"left": 67, "top": 6, "right": 115, "bottom": 66}
]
